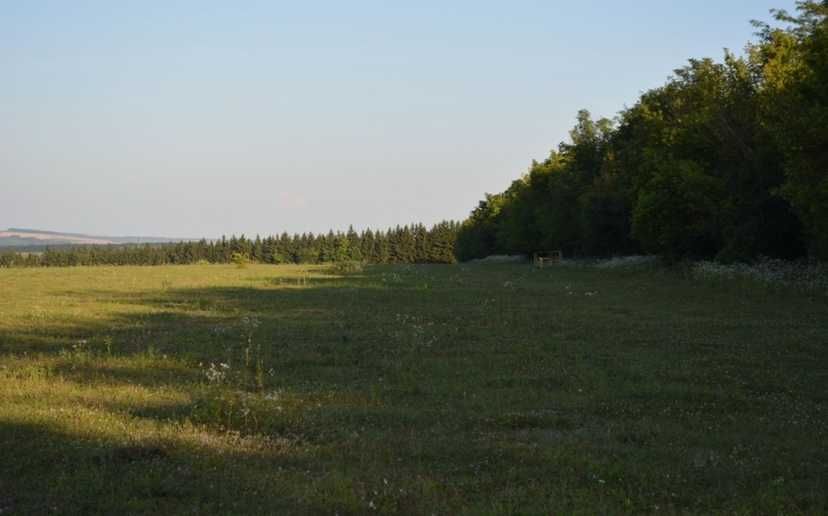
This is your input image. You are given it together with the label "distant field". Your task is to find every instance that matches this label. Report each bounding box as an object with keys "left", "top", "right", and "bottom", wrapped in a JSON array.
[{"left": 0, "top": 263, "right": 826, "bottom": 514}]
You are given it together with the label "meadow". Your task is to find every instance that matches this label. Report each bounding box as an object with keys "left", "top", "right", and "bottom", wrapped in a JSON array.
[{"left": 0, "top": 263, "right": 826, "bottom": 514}]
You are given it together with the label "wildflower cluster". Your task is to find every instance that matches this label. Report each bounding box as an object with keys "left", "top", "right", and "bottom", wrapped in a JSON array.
[
  {"left": 692, "top": 258, "right": 828, "bottom": 294},
  {"left": 592, "top": 255, "right": 659, "bottom": 269},
  {"left": 204, "top": 362, "right": 229, "bottom": 384},
  {"left": 390, "top": 313, "right": 439, "bottom": 350}
]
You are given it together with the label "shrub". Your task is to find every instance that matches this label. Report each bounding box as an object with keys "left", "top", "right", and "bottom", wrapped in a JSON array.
[
  {"left": 331, "top": 260, "right": 364, "bottom": 274},
  {"left": 231, "top": 252, "right": 250, "bottom": 269}
]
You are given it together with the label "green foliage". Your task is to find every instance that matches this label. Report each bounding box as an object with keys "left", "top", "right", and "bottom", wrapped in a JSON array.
[
  {"left": 0, "top": 223, "right": 460, "bottom": 268},
  {"left": 231, "top": 252, "right": 250, "bottom": 268},
  {"left": 330, "top": 260, "right": 364, "bottom": 274},
  {"left": 455, "top": 193, "right": 508, "bottom": 261},
  {"left": 754, "top": 1, "right": 828, "bottom": 258},
  {"left": 458, "top": 3, "right": 827, "bottom": 262},
  {"left": 632, "top": 160, "right": 726, "bottom": 260},
  {"left": 577, "top": 178, "right": 636, "bottom": 257}
]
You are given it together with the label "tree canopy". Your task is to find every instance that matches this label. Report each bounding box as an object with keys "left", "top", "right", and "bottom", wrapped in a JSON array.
[
  {"left": 0, "top": 222, "right": 460, "bottom": 268},
  {"left": 457, "top": 2, "right": 827, "bottom": 262}
]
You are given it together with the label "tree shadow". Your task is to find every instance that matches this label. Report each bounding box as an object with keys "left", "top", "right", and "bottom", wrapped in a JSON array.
[
  {"left": 2, "top": 265, "right": 826, "bottom": 513},
  {"left": 0, "top": 417, "right": 318, "bottom": 515},
  {"left": 0, "top": 269, "right": 508, "bottom": 513}
]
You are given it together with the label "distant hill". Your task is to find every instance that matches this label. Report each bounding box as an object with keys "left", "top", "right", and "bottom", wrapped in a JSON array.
[{"left": 0, "top": 228, "right": 190, "bottom": 248}]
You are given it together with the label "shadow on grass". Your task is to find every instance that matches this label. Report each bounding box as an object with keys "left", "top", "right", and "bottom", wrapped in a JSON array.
[
  {"left": 0, "top": 417, "right": 317, "bottom": 515},
  {"left": 0, "top": 269, "right": 506, "bottom": 513},
  {"left": 1, "top": 265, "right": 827, "bottom": 513}
]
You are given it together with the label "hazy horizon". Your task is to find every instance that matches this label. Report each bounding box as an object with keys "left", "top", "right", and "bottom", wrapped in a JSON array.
[{"left": 2, "top": 1, "right": 796, "bottom": 239}]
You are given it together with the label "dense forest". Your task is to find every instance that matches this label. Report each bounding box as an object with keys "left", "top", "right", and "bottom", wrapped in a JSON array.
[
  {"left": 0, "top": 222, "right": 459, "bottom": 267},
  {"left": 457, "top": 2, "right": 828, "bottom": 262}
]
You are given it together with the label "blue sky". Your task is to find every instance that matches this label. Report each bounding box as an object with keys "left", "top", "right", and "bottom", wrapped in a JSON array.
[{"left": 1, "top": 1, "right": 797, "bottom": 237}]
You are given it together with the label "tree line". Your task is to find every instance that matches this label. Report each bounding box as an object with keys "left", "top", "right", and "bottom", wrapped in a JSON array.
[
  {"left": 457, "top": 3, "right": 828, "bottom": 262},
  {"left": 0, "top": 222, "right": 459, "bottom": 267}
]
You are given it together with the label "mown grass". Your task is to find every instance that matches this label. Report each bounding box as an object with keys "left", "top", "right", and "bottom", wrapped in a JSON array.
[{"left": 0, "top": 263, "right": 826, "bottom": 514}]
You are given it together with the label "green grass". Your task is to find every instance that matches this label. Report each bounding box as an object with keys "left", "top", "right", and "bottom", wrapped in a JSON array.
[{"left": 0, "top": 263, "right": 826, "bottom": 514}]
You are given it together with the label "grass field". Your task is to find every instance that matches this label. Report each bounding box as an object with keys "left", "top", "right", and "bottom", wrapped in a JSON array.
[{"left": 0, "top": 263, "right": 826, "bottom": 514}]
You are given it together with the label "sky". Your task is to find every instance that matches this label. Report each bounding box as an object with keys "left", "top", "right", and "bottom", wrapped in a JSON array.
[{"left": 1, "top": 0, "right": 798, "bottom": 238}]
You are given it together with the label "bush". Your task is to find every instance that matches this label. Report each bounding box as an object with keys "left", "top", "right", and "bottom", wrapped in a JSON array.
[
  {"left": 231, "top": 252, "right": 250, "bottom": 269},
  {"left": 330, "top": 260, "right": 364, "bottom": 274}
]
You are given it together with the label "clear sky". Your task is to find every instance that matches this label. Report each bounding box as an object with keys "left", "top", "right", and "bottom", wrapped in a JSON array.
[{"left": 1, "top": 1, "right": 797, "bottom": 238}]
